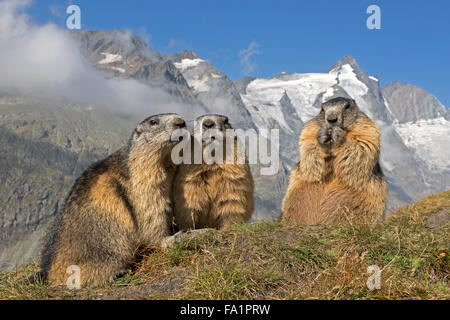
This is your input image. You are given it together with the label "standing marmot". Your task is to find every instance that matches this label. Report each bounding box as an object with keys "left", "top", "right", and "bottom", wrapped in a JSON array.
[
  {"left": 173, "top": 114, "right": 254, "bottom": 230},
  {"left": 38, "top": 113, "right": 186, "bottom": 287},
  {"left": 282, "top": 98, "right": 387, "bottom": 225}
]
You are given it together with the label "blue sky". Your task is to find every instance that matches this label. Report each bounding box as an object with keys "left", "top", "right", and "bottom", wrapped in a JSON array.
[{"left": 27, "top": 0, "right": 450, "bottom": 106}]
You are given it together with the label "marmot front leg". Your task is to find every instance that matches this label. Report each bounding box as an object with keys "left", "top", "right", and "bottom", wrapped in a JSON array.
[
  {"left": 282, "top": 167, "right": 325, "bottom": 224},
  {"left": 316, "top": 127, "right": 332, "bottom": 147},
  {"left": 331, "top": 127, "right": 346, "bottom": 146},
  {"left": 298, "top": 121, "right": 331, "bottom": 182},
  {"left": 333, "top": 122, "right": 381, "bottom": 190}
]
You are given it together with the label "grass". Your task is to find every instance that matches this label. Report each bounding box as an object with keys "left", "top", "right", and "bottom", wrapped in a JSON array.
[{"left": 0, "top": 190, "right": 448, "bottom": 300}]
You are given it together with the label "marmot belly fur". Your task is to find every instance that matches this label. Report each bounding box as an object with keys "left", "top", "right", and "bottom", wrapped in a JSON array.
[
  {"left": 38, "top": 114, "right": 186, "bottom": 287},
  {"left": 173, "top": 115, "right": 254, "bottom": 230},
  {"left": 282, "top": 98, "right": 388, "bottom": 225}
]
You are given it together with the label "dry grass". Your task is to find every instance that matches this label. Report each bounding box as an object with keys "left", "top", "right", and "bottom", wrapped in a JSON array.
[{"left": 1, "top": 191, "right": 448, "bottom": 300}]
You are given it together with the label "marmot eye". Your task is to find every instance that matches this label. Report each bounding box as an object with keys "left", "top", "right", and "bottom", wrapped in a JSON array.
[
  {"left": 345, "top": 103, "right": 351, "bottom": 110},
  {"left": 149, "top": 119, "right": 159, "bottom": 126}
]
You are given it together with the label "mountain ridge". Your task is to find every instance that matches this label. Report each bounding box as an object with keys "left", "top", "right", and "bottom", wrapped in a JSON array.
[{"left": 0, "top": 30, "right": 448, "bottom": 271}]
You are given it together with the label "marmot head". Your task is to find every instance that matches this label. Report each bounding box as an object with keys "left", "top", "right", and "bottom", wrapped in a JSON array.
[
  {"left": 194, "top": 114, "right": 233, "bottom": 145},
  {"left": 318, "top": 97, "right": 361, "bottom": 130},
  {"left": 131, "top": 113, "right": 186, "bottom": 149}
]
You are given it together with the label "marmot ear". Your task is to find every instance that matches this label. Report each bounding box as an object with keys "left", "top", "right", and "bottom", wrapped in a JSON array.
[{"left": 224, "top": 118, "right": 232, "bottom": 129}]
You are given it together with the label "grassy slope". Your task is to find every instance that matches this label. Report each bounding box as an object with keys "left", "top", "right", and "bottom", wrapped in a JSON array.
[{"left": 1, "top": 190, "right": 448, "bottom": 300}]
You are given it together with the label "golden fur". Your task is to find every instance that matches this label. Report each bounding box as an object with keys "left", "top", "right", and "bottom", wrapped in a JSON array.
[
  {"left": 38, "top": 114, "right": 185, "bottom": 287},
  {"left": 282, "top": 100, "right": 388, "bottom": 225},
  {"left": 173, "top": 115, "right": 254, "bottom": 230}
]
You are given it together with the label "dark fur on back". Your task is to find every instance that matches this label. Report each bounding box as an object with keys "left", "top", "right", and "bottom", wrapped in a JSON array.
[{"left": 38, "top": 147, "right": 132, "bottom": 282}]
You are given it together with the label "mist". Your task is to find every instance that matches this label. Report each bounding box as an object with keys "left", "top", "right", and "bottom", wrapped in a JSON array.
[{"left": 0, "top": 0, "right": 205, "bottom": 118}]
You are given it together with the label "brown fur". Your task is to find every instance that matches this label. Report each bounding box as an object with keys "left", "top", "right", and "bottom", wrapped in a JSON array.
[
  {"left": 38, "top": 114, "right": 186, "bottom": 287},
  {"left": 282, "top": 98, "right": 388, "bottom": 225},
  {"left": 173, "top": 115, "right": 254, "bottom": 231}
]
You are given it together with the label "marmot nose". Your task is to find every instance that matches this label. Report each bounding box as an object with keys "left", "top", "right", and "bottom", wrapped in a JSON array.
[
  {"left": 174, "top": 118, "right": 186, "bottom": 128},
  {"left": 326, "top": 115, "right": 338, "bottom": 124},
  {"left": 203, "top": 119, "right": 215, "bottom": 129}
]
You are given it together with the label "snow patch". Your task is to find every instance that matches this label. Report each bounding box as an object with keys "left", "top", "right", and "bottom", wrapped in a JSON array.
[
  {"left": 322, "top": 87, "right": 334, "bottom": 102},
  {"left": 394, "top": 117, "right": 450, "bottom": 172},
  {"left": 329, "top": 64, "right": 371, "bottom": 117},
  {"left": 383, "top": 97, "right": 396, "bottom": 119},
  {"left": 241, "top": 95, "right": 292, "bottom": 135},
  {"left": 187, "top": 75, "right": 210, "bottom": 92},
  {"left": 241, "top": 73, "right": 337, "bottom": 124},
  {"left": 173, "top": 58, "right": 205, "bottom": 72},
  {"left": 98, "top": 53, "right": 122, "bottom": 64},
  {"left": 111, "top": 67, "right": 125, "bottom": 73}
]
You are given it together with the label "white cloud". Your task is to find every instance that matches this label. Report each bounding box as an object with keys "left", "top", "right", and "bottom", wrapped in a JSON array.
[
  {"left": 168, "top": 38, "right": 185, "bottom": 48},
  {"left": 136, "top": 26, "right": 151, "bottom": 46},
  {"left": 239, "top": 41, "right": 261, "bottom": 75},
  {"left": 0, "top": 0, "right": 31, "bottom": 41},
  {"left": 0, "top": 0, "right": 205, "bottom": 118},
  {"left": 49, "top": 4, "right": 64, "bottom": 18}
]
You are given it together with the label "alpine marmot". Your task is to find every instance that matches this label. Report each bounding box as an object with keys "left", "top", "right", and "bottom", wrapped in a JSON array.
[
  {"left": 38, "top": 113, "right": 186, "bottom": 287},
  {"left": 173, "top": 114, "right": 254, "bottom": 230},
  {"left": 282, "top": 97, "right": 388, "bottom": 225}
]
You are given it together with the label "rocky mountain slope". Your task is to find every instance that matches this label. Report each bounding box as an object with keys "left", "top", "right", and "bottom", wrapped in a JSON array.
[
  {"left": 383, "top": 82, "right": 450, "bottom": 175},
  {"left": 0, "top": 30, "right": 448, "bottom": 271},
  {"left": 0, "top": 95, "right": 136, "bottom": 270}
]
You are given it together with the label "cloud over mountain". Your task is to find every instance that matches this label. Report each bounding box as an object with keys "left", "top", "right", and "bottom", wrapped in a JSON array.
[
  {"left": 0, "top": 0, "right": 203, "bottom": 117},
  {"left": 239, "top": 41, "right": 261, "bottom": 75}
]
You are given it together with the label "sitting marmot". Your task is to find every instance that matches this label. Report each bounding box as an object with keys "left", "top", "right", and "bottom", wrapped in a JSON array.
[
  {"left": 37, "top": 113, "right": 186, "bottom": 287},
  {"left": 282, "top": 97, "right": 387, "bottom": 225},
  {"left": 173, "top": 114, "right": 254, "bottom": 230}
]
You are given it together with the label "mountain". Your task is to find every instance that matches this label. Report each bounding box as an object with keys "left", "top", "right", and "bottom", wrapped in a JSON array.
[
  {"left": 0, "top": 31, "right": 448, "bottom": 271},
  {"left": 169, "top": 50, "right": 254, "bottom": 128},
  {"left": 382, "top": 81, "right": 450, "bottom": 123},
  {"left": 0, "top": 95, "right": 136, "bottom": 270},
  {"left": 74, "top": 30, "right": 198, "bottom": 104},
  {"left": 383, "top": 82, "right": 450, "bottom": 176},
  {"left": 234, "top": 55, "right": 446, "bottom": 211}
]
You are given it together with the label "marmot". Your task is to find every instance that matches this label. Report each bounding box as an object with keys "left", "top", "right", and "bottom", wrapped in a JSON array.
[
  {"left": 282, "top": 97, "right": 388, "bottom": 225},
  {"left": 173, "top": 114, "right": 254, "bottom": 230},
  {"left": 38, "top": 113, "right": 186, "bottom": 287}
]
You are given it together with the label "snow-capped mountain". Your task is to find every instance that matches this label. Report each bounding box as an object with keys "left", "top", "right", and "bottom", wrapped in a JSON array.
[
  {"left": 74, "top": 30, "right": 199, "bottom": 105},
  {"left": 394, "top": 117, "right": 450, "bottom": 173},
  {"left": 230, "top": 55, "right": 448, "bottom": 212},
  {"left": 170, "top": 50, "right": 254, "bottom": 129},
  {"left": 383, "top": 82, "right": 450, "bottom": 175},
  {"left": 1, "top": 30, "right": 449, "bottom": 270}
]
